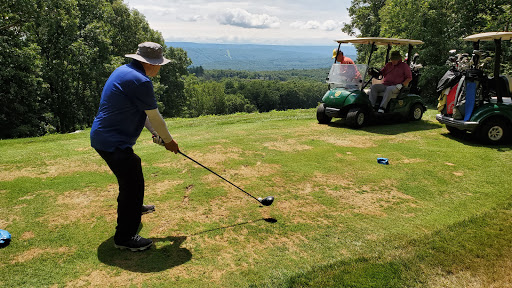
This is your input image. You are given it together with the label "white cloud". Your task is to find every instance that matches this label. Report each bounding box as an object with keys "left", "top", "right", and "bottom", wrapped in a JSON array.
[
  {"left": 290, "top": 20, "right": 343, "bottom": 31},
  {"left": 124, "top": 0, "right": 353, "bottom": 45},
  {"left": 177, "top": 15, "right": 204, "bottom": 22},
  {"left": 216, "top": 8, "right": 281, "bottom": 29}
]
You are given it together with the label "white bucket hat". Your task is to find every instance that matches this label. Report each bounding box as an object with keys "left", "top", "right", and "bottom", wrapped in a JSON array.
[{"left": 125, "top": 42, "right": 172, "bottom": 65}]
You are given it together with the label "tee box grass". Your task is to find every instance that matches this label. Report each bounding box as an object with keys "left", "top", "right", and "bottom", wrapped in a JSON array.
[{"left": 1, "top": 108, "right": 511, "bottom": 287}]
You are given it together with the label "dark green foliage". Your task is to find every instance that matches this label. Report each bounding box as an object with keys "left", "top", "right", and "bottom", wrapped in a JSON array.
[
  {"left": 0, "top": 0, "right": 190, "bottom": 138},
  {"left": 180, "top": 75, "right": 326, "bottom": 117}
]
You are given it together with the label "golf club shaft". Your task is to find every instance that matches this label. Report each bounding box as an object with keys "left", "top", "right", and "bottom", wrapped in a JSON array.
[{"left": 178, "top": 150, "right": 260, "bottom": 202}]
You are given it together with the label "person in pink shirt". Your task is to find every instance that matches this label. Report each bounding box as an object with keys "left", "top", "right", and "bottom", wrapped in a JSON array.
[
  {"left": 332, "top": 49, "right": 355, "bottom": 64},
  {"left": 369, "top": 51, "right": 412, "bottom": 113}
]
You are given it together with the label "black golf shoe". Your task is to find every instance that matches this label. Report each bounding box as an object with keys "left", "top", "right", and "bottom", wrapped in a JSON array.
[
  {"left": 142, "top": 204, "right": 155, "bottom": 215},
  {"left": 114, "top": 235, "right": 153, "bottom": 251}
]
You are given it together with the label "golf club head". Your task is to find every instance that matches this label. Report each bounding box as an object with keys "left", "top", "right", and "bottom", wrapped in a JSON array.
[{"left": 259, "top": 196, "right": 274, "bottom": 206}]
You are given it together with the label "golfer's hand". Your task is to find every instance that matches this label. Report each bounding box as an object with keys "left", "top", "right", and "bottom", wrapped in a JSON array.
[
  {"left": 164, "top": 139, "right": 179, "bottom": 154},
  {"left": 396, "top": 83, "right": 403, "bottom": 90},
  {"left": 152, "top": 133, "right": 164, "bottom": 145}
]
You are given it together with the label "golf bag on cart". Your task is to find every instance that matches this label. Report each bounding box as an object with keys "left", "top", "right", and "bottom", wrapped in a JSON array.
[
  {"left": 436, "top": 52, "right": 469, "bottom": 115},
  {"left": 452, "top": 50, "right": 487, "bottom": 120},
  {"left": 408, "top": 53, "right": 423, "bottom": 95},
  {"left": 436, "top": 68, "right": 462, "bottom": 114}
]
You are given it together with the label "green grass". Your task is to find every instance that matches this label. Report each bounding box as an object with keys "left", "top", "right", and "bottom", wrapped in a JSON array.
[{"left": 1, "top": 108, "right": 512, "bottom": 287}]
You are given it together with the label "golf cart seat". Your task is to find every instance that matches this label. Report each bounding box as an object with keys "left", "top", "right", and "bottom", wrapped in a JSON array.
[{"left": 497, "top": 75, "right": 512, "bottom": 98}]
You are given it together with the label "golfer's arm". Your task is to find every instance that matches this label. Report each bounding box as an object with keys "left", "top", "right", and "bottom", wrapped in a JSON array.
[
  {"left": 403, "top": 77, "right": 412, "bottom": 87},
  {"left": 144, "top": 117, "right": 156, "bottom": 134},
  {"left": 145, "top": 109, "right": 173, "bottom": 143}
]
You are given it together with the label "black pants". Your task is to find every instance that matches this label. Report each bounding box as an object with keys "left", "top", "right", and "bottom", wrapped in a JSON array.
[{"left": 96, "top": 148, "right": 144, "bottom": 243}]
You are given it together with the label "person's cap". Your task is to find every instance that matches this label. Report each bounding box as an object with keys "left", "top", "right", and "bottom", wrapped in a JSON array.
[
  {"left": 390, "top": 50, "right": 402, "bottom": 61},
  {"left": 125, "top": 42, "right": 172, "bottom": 65},
  {"left": 332, "top": 49, "right": 344, "bottom": 59}
]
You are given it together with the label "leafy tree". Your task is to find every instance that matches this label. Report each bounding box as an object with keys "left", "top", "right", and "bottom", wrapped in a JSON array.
[
  {"left": 0, "top": 0, "right": 47, "bottom": 138},
  {"left": 225, "top": 93, "right": 257, "bottom": 114},
  {"left": 158, "top": 46, "right": 192, "bottom": 117},
  {"left": 343, "top": 0, "right": 386, "bottom": 64}
]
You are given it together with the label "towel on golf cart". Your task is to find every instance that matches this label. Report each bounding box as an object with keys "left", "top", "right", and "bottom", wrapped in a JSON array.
[{"left": 437, "top": 69, "right": 461, "bottom": 93}]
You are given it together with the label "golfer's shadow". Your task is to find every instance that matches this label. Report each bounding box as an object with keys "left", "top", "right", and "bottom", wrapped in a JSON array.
[{"left": 97, "top": 235, "right": 191, "bottom": 273}]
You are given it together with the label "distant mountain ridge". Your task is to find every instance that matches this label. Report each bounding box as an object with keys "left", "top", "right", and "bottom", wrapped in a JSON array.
[{"left": 166, "top": 42, "right": 357, "bottom": 71}]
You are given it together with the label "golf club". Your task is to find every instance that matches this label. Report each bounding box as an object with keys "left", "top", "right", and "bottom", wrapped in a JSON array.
[{"left": 178, "top": 150, "right": 274, "bottom": 206}]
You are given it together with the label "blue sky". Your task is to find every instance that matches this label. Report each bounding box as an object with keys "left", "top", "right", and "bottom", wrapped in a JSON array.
[{"left": 124, "top": 0, "right": 354, "bottom": 45}]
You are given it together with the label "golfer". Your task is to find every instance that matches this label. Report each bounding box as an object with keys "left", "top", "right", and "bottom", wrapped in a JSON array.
[{"left": 91, "top": 42, "right": 179, "bottom": 251}]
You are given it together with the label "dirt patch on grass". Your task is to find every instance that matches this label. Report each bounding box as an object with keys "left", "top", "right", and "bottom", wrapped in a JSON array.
[
  {"left": 397, "top": 158, "right": 425, "bottom": 164},
  {"left": 263, "top": 139, "right": 313, "bottom": 152},
  {"left": 318, "top": 135, "right": 377, "bottom": 148},
  {"left": 202, "top": 162, "right": 281, "bottom": 187},
  {"left": 38, "top": 185, "right": 117, "bottom": 227},
  {"left": 0, "top": 159, "right": 110, "bottom": 181},
  {"left": 20, "top": 231, "right": 35, "bottom": 240},
  {"left": 153, "top": 145, "right": 244, "bottom": 170},
  {"left": 188, "top": 145, "right": 243, "bottom": 167},
  {"left": 65, "top": 270, "right": 145, "bottom": 288},
  {"left": 146, "top": 179, "right": 184, "bottom": 197},
  {"left": 0, "top": 213, "right": 20, "bottom": 228},
  {"left": 310, "top": 174, "right": 416, "bottom": 217},
  {"left": 277, "top": 197, "right": 339, "bottom": 225},
  {"left": 149, "top": 197, "right": 233, "bottom": 235},
  {"left": 336, "top": 184, "right": 416, "bottom": 217},
  {"left": 11, "top": 246, "right": 75, "bottom": 264}
]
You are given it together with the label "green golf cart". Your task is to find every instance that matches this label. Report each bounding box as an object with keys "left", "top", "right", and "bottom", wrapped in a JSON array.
[
  {"left": 317, "top": 37, "right": 426, "bottom": 128},
  {"left": 436, "top": 32, "right": 512, "bottom": 144}
]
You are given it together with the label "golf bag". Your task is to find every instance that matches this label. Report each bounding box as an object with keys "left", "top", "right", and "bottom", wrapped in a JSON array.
[
  {"left": 409, "top": 53, "right": 422, "bottom": 95},
  {"left": 453, "top": 69, "right": 485, "bottom": 120},
  {"left": 437, "top": 69, "right": 461, "bottom": 94},
  {"left": 437, "top": 68, "right": 462, "bottom": 114}
]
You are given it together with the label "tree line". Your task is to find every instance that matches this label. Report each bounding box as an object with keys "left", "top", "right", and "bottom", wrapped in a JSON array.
[
  {"left": 181, "top": 76, "right": 326, "bottom": 118},
  {"left": 1, "top": 0, "right": 328, "bottom": 139},
  {"left": 1, "top": 0, "right": 189, "bottom": 138}
]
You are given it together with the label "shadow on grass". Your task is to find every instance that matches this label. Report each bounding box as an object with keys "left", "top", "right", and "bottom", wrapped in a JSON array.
[
  {"left": 190, "top": 217, "right": 278, "bottom": 236},
  {"left": 97, "top": 235, "right": 191, "bottom": 273},
  {"left": 439, "top": 131, "right": 512, "bottom": 150},
  {"left": 327, "top": 119, "right": 442, "bottom": 135},
  {"left": 283, "top": 201, "right": 512, "bottom": 287}
]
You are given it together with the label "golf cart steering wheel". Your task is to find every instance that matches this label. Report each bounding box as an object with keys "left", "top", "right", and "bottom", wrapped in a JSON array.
[{"left": 368, "top": 67, "right": 383, "bottom": 80}]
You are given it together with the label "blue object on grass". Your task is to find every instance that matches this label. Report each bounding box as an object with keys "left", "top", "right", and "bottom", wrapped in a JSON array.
[
  {"left": 377, "top": 158, "right": 389, "bottom": 165},
  {"left": 0, "top": 229, "right": 11, "bottom": 248}
]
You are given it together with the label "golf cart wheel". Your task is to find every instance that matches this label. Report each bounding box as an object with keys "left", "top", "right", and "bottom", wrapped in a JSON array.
[
  {"left": 317, "top": 103, "right": 332, "bottom": 124},
  {"left": 346, "top": 107, "right": 367, "bottom": 128},
  {"left": 409, "top": 103, "right": 424, "bottom": 121},
  {"left": 477, "top": 118, "right": 509, "bottom": 144}
]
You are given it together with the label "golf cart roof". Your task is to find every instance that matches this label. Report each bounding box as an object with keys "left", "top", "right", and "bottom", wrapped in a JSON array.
[
  {"left": 464, "top": 32, "right": 512, "bottom": 42},
  {"left": 335, "top": 37, "right": 424, "bottom": 46}
]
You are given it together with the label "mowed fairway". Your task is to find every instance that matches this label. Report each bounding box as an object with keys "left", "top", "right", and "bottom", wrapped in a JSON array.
[{"left": 1, "top": 109, "right": 512, "bottom": 287}]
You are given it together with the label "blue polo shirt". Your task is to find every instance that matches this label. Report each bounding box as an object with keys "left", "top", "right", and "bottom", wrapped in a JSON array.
[{"left": 90, "top": 61, "right": 158, "bottom": 152}]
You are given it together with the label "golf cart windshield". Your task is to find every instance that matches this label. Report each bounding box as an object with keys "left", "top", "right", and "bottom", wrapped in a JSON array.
[{"left": 327, "top": 64, "right": 368, "bottom": 90}]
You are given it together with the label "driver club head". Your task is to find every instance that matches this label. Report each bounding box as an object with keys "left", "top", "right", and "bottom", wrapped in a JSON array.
[{"left": 257, "top": 196, "right": 274, "bottom": 206}]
